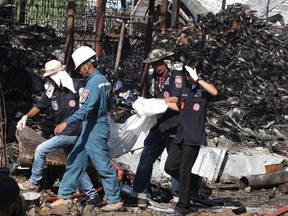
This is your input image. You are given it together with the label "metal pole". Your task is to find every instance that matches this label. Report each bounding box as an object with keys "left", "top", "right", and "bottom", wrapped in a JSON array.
[
  {"left": 139, "top": 0, "right": 154, "bottom": 96},
  {"left": 160, "top": 0, "right": 166, "bottom": 29},
  {"left": 95, "top": 0, "right": 106, "bottom": 57},
  {"left": 112, "top": 21, "right": 126, "bottom": 93},
  {"left": 266, "top": 0, "right": 270, "bottom": 24},
  {"left": 65, "top": 0, "right": 75, "bottom": 75},
  {"left": 221, "top": 0, "right": 226, "bottom": 10},
  {"left": 129, "top": 0, "right": 135, "bottom": 35},
  {"left": 239, "top": 171, "right": 288, "bottom": 189},
  {"left": 171, "top": 0, "right": 180, "bottom": 27},
  {"left": 19, "top": 0, "right": 26, "bottom": 23}
]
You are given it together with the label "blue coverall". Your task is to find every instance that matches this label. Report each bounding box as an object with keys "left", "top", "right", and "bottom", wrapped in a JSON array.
[{"left": 58, "top": 70, "right": 121, "bottom": 204}]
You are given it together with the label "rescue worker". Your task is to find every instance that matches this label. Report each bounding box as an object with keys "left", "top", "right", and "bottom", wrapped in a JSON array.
[
  {"left": 125, "top": 48, "right": 185, "bottom": 206},
  {"left": 164, "top": 59, "right": 218, "bottom": 216},
  {"left": 16, "top": 59, "right": 101, "bottom": 205},
  {"left": 53, "top": 46, "right": 123, "bottom": 211}
]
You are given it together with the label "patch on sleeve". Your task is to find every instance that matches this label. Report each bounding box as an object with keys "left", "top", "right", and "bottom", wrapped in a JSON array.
[
  {"left": 80, "top": 89, "right": 90, "bottom": 103},
  {"left": 69, "top": 100, "right": 76, "bottom": 107},
  {"left": 164, "top": 91, "right": 170, "bottom": 98},
  {"left": 181, "top": 101, "right": 185, "bottom": 110},
  {"left": 193, "top": 103, "right": 200, "bottom": 111},
  {"left": 175, "top": 75, "right": 183, "bottom": 88}
]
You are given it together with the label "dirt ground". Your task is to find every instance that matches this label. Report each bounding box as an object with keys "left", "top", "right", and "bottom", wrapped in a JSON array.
[
  {"left": 11, "top": 146, "right": 288, "bottom": 216},
  {"left": 80, "top": 187, "right": 286, "bottom": 216},
  {"left": 17, "top": 174, "right": 287, "bottom": 216}
]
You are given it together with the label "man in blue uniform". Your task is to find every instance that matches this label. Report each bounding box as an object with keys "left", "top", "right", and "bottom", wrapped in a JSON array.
[
  {"left": 16, "top": 59, "right": 100, "bottom": 204},
  {"left": 165, "top": 59, "right": 218, "bottom": 216},
  {"left": 126, "top": 48, "right": 185, "bottom": 206},
  {"left": 53, "top": 46, "right": 123, "bottom": 211}
]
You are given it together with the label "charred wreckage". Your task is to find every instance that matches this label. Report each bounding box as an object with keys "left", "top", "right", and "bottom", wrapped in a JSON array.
[{"left": 0, "top": 1, "right": 288, "bottom": 215}]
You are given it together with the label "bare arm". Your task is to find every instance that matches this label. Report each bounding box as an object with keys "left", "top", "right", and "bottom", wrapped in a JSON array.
[
  {"left": 198, "top": 79, "right": 218, "bottom": 97},
  {"left": 25, "top": 107, "right": 41, "bottom": 118},
  {"left": 160, "top": 96, "right": 179, "bottom": 103},
  {"left": 166, "top": 101, "right": 180, "bottom": 111}
]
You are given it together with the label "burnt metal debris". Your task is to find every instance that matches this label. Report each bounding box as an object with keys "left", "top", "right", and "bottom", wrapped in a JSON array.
[
  {"left": 150, "top": 3, "right": 288, "bottom": 153},
  {"left": 1, "top": 3, "right": 288, "bottom": 216},
  {"left": 1, "top": 3, "right": 288, "bottom": 165}
]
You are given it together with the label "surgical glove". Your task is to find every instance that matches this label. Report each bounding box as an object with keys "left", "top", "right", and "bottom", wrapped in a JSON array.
[
  {"left": 185, "top": 66, "right": 198, "bottom": 81},
  {"left": 16, "top": 115, "right": 27, "bottom": 131}
]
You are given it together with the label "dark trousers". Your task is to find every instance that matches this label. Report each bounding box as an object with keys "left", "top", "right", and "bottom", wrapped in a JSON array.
[
  {"left": 133, "top": 127, "right": 179, "bottom": 195},
  {"left": 165, "top": 142, "right": 200, "bottom": 215}
]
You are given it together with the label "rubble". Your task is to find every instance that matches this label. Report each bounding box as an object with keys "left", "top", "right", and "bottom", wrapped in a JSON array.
[
  {"left": 0, "top": 2, "right": 288, "bottom": 216},
  {"left": 151, "top": 3, "right": 288, "bottom": 153}
]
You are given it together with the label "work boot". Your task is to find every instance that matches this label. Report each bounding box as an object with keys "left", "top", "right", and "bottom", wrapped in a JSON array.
[
  {"left": 101, "top": 201, "right": 123, "bottom": 212},
  {"left": 87, "top": 195, "right": 103, "bottom": 207},
  {"left": 50, "top": 199, "right": 72, "bottom": 207},
  {"left": 123, "top": 196, "right": 148, "bottom": 207},
  {"left": 18, "top": 180, "right": 39, "bottom": 191},
  {"left": 191, "top": 177, "right": 210, "bottom": 200}
]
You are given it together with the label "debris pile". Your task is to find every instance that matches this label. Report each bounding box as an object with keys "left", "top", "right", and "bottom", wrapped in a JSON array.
[
  {"left": 151, "top": 3, "right": 288, "bottom": 150},
  {"left": 1, "top": 2, "right": 288, "bottom": 158},
  {"left": 1, "top": 3, "right": 288, "bottom": 216}
]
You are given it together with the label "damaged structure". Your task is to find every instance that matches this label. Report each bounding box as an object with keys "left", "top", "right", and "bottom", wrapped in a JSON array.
[{"left": 0, "top": 0, "right": 288, "bottom": 215}]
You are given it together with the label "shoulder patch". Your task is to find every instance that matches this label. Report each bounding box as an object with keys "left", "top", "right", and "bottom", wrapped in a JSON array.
[
  {"left": 175, "top": 75, "right": 183, "bottom": 88},
  {"left": 80, "top": 89, "right": 90, "bottom": 103}
]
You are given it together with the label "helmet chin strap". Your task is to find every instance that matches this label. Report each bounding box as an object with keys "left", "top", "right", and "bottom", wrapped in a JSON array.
[{"left": 82, "top": 62, "right": 91, "bottom": 78}]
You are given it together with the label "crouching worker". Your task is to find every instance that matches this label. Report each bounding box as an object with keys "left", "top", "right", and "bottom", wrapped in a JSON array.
[
  {"left": 164, "top": 59, "right": 218, "bottom": 216},
  {"left": 53, "top": 46, "right": 123, "bottom": 212},
  {"left": 16, "top": 59, "right": 101, "bottom": 205}
]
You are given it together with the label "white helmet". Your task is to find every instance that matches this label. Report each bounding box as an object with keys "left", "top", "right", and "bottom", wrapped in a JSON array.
[{"left": 72, "top": 46, "right": 96, "bottom": 69}]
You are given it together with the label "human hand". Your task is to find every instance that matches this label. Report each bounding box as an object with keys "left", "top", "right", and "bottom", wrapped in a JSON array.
[
  {"left": 54, "top": 122, "right": 67, "bottom": 135},
  {"left": 185, "top": 66, "right": 198, "bottom": 81},
  {"left": 16, "top": 115, "right": 27, "bottom": 131}
]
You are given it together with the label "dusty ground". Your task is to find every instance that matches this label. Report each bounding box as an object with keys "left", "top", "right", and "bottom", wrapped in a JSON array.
[
  {"left": 15, "top": 173, "right": 287, "bottom": 216},
  {"left": 10, "top": 142, "right": 288, "bottom": 216}
]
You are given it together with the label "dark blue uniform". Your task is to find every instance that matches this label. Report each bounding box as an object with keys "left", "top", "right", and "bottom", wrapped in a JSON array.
[
  {"left": 35, "top": 79, "right": 83, "bottom": 136},
  {"left": 133, "top": 69, "right": 185, "bottom": 196},
  {"left": 165, "top": 83, "right": 213, "bottom": 215},
  {"left": 154, "top": 70, "right": 184, "bottom": 132},
  {"left": 174, "top": 85, "right": 210, "bottom": 145}
]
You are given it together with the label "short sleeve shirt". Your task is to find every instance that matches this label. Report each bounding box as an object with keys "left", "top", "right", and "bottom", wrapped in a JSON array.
[
  {"left": 35, "top": 79, "right": 83, "bottom": 136},
  {"left": 154, "top": 70, "right": 186, "bottom": 133},
  {"left": 174, "top": 84, "right": 211, "bottom": 145}
]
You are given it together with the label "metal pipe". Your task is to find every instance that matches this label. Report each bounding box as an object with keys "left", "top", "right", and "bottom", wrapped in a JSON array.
[
  {"left": 171, "top": 0, "right": 180, "bottom": 27},
  {"left": 160, "top": 0, "right": 167, "bottom": 29},
  {"left": 112, "top": 21, "right": 126, "bottom": 93},
  {"left": 239, "top": 171, "right": 288, "bottom": 189},
  {"left": 95, "top": 0, "right": 106, "bottom": 57},
  {"left": 222, "top": 0, "right": 226, "bottom": 10},
  {"left": 139, "top": 0, "right": 154, "bottom": 96},
  {"left": 65, "top": 0, "right": 75, "bottom": 75}
]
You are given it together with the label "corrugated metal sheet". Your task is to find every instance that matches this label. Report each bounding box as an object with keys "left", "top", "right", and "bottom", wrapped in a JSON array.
[
  {"left": 132, "top": 0, "right": 288, "bottom": 19},
  {"left": 200, "top": 0, "right": 288, "bottom": 18}
]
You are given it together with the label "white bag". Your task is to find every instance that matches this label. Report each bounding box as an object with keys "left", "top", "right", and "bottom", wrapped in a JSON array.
[
  {"left": 108, "top": 114, "right": 157, "bottom": 158},
  {"left": 132, "top": 97, "right": 168, "bottom": 117},
  {"left": 108, "top": 97, "right": 168, "bottom": 158}
]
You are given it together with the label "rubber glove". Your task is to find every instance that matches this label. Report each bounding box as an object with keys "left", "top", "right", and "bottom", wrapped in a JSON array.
[
  {"left": 16, "top": 115, "right": 27, "bottom": 131},
  {"left": 185, "top": 66, "right": 199, "bottom": 81}
]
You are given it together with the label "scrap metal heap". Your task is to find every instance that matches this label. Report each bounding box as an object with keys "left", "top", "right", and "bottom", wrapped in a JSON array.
[
  {"left": 0, "top": 2, "right": 288, "bottom": 215},
  {"left": 151, "top": 3, "right": 288, "bottom": 151}
]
